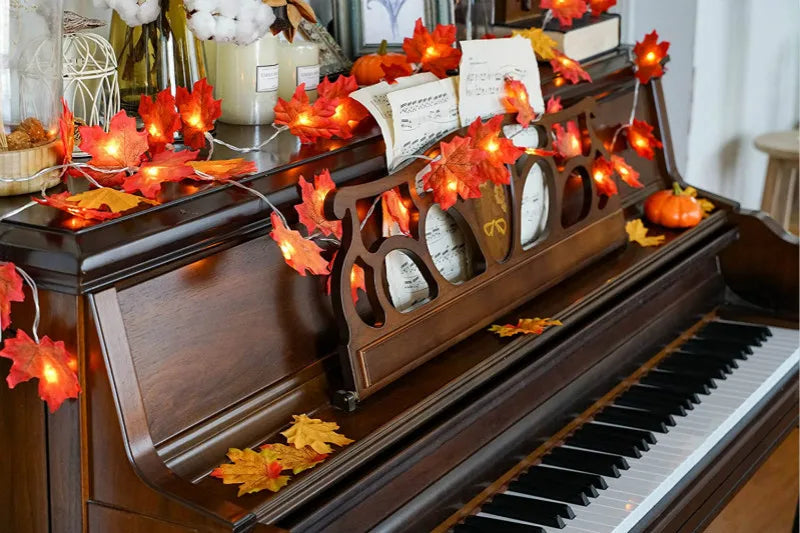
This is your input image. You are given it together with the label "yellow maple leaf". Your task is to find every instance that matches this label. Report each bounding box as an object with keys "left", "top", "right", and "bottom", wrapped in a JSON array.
[
  {"left": 489, "top": 318, "right": 563, "bottom": 338},
  {"left": 67, "top": 188, "right": 156, "bottom": 213},
  {"left": 281, "top": 414, "right": 354, "bottom": 454},
  {"left": 261, "top": 443, "right": 328, "bottom": 474},
  {"left": 210, "top": 448, "right": 290, "bottom": 496},
  {"left": 626, "top": 218, "right": 665, "bottom": 247},
  {"left": 681, "top": 186, "right": 715, "bottom": 217},
  {"left": 512, "top": 28, "right": 558, "bottom": 60}
]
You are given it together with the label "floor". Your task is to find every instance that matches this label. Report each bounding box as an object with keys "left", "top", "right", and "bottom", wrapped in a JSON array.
[{"left": 704, "top": 428, "right": 799, "bottom": 533}]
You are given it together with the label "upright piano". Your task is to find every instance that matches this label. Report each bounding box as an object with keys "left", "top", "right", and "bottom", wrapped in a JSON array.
[{"left": 1, "top": 48, "right": 797, "bottom": 533}]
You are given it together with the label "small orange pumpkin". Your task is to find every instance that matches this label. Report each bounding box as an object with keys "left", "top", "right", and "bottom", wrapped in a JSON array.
[
  {"left": 644, "top": 183, "right": 704, "bottom": 228},
  {"left": 351, "top": 40, "right": 411, "bottom": 86}
]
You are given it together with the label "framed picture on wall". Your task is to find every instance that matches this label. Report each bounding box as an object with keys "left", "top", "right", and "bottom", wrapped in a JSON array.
[{"left": 334, "top": 0, "right": 454, "bottom": 58}]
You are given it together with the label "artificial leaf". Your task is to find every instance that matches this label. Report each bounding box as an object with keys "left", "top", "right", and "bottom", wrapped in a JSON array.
[
  {"left": 0, "top": 329, "right": 80, "bottom": 413},
  {"left": 611, "top": 155, "right": 642, "bottom": 188},
  {"left": 550, "top": 50, "right": 592, "bottom": 84},
  {"left": 402, "top": 18, "right": 461, "bottom": 79},
  {"left": 381, "top": 61, "right": 414, "bottom": 84},
  {"left": 382, "top": 188, "right": 411, "bottom": 235},
  {"left": 295, "top": 170, "right": 342, "bottom": 238},
  {"left": 421, "top": 136, "right": 486, "bottom": 210},
  {"left": 187, "top": 158, "right": 258, "bottom": 180},
  {"left": 589, "top": 0, "right": 617, "bottom": 17},
  {"left": 33, "top": 192, "right": 121, "bottom": 221},
  {"left": 546, "top": 96, "right": 563, "bottom": 114},
  {"left": 269, "top": 213, "right": 330, "bottom": 276},
  {"left": 281, "top": 414, "right": 354, "bottom": 454},
  {"left": 682, "top": 186, "right": 715, "bottom": 217},
  {"left": 627, "top": 119, "right": 663, "bottom": 160},
  {"left": 0, "top": 262, "right": 24, "bottom": 330},
  {"left": 59, "top": 98, "right": 75, "bottom": 165},
  {"left": 317, "top": 75, "right": 358, "bottom": 101},
  {"left": 330, "top": 98, "right": 370, "bottom": 139},
  {"left": 67, "top": 188, "right": 157, "bottom": 213},
  {"left": 552, "top": 121, "right": 582, "bottom": 159},
  {"left": 511, "top": 28, "right": 557, "bottom": 60},
  {"left": 79, "top": 110, "right": 149, "bottom": 169},
  {"left": 176, "top": 78, "right": 222, "bottom": 150},
  {"left": 526, "top": 147, "right": 558, "bottom": 157},
  {"left": 626, "top": 218, "right": 665, "bottom": 247},
  {"left": 541, "top": 0, "right": 588, "bottom": 27},
  {"left": 139, "top": 89, "right": 182, "bottom": 152},
  {"left": 210, "top": 448, "right": 289, "bottom": 496},
  {"left": 502, "top": 78, "right": 536, "bottom": 128},
  {"left": 633, "top": 30, "right": 670, "bottom": 84},
  {"left": 260, "top": 443, "right": 328, "bottom": 474},
  {"left": 274, "top": 84, "right": 339, "bottom": 144},
  {"left": 489, "top": 318, "right": 563, "bottom": 337},
  {"left": 467, "top": 115, "right": 524, "bottom": 185},
  {"left": 123, "top": 149, "right": 200, "bottom": 198},
  {"left": 325, "top": 254, "right": 367, "bottom": 303},
  {"left": 591, "top": 156, "right": 618, "bottom": 196},
  {"left": 267, "top": 0, "right": 316, "bottom": 41}
]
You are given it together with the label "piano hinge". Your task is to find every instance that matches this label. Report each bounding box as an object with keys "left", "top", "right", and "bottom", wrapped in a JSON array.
[{"left": 334, "top": 390, "right": 359, "bottom": 412}]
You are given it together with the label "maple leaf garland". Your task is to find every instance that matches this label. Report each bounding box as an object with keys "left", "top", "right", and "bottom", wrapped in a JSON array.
[
  {"left": 295, "top": 170, "right": 343, "bottom": 239},
  {"left": 541, "top": 0, "right": 587, "bottom": 27},
  {"left": 124, "top": 149, "right": 200, "bottom": 198},
  {"left": 79, "top": 111, "right": 149, "bottom": 169},
  {"left": 546, "top": 96, "right": 563, "bottom": 114},
  {"left": 188, "top": 159, "right": 259, "bottom": 180},
  {"left": 274, "top": 84, "right": 340, "bottom": 144},
  {"left": 611, "top": 155, "right": 643, "bottom": 188},
  {"left": 627, "top": 119, "right": 663, "bottom": 160},
  {"left": 382, "top": 188, "right": 411, "bottom": 235},
  {"left": 381, "top": 62, "right": 414, "bottom": 84},
  {"left": 0, "top": 263, "right": 24, "bottom": 330},
  {"left": 633, "top": 30, "right": 670, "bottom": 84},
  {"left": 58, "top": 98, "right": 75, "bottom": 165},
  {"left": 591, "top": 156, "right": 618, "bottom": 196},
  {"left": 402, "top": 18, "right": 461, "bottom": 79},
  {"left": 502, "top": 78, "right": 536, "bottom": 127},
  {"left": 467, "top": 115, "right": 525, "bottom": 186},
  {"left": 589, "top": 0, "right": 617, "bottom": 17},
  {"left": 34, "top": 192, "right": 122, "bottom": 221},
  {"left": 269, "top": 213, "right": 330, "bottom": 276},
  {"left": 139, "top": 89, "right": 183, "bottom": 152},
  {"left": 550, "top": 50, "right": 592, "bottom": 84},
  {"left": 422, "top": 136, "right": 487, "bottom": 210},
  {"left": 176, "top": 78, "right": 222, "bottom": 150},
  {"left": 552, "top": 121, "right": 583, "bottom": 159}
]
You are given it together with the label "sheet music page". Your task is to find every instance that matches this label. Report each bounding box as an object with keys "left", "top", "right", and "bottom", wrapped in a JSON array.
[
  {"left": 350, "top": 73, "right": 438, "bottom": 168},
  {"left": 458, "top": 37, "right": 545, "bottom": 125},
  {"left": 386, "top": 76, "right": 461, "bottom": 169}
]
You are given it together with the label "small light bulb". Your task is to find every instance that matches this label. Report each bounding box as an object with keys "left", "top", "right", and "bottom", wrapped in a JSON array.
[
  {"left": 187, "top": 114, "right": 202, "bottom": 128},
  {"left": 297, "top": 113, "right": 311, "bottom": 126},
  {"left": 486, "top": 141, "right": 499, "bottom": 152},
  {"left": 447, "top": 180, "right": 457, "bottom": 192},
  {"left": 105, "top": 142, "right": 120, "bottom": 156},
  {"left": 43, "top": 364, "right": 59, "bottom": 384},
  {"left": 645, "top": 51, "right": 657, "bottom": 63},
  {"left": 279, "top": 241, "right": 294, "bottom": 260},
  {"left": 148, "top": 124, "right": 160, "bottom": 136}
]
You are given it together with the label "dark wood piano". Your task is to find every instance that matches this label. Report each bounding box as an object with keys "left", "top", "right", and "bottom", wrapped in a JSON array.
[{"left": 1, "top": 48, "right": 797, "bottom": 533}]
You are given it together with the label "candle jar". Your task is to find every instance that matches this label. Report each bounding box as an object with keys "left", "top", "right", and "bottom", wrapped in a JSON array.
[
  {"left": 278, "top": 38, "right": 320, "bottom": 101},
  {"left": 216, "top": 35, "right": 280, "bottom": 125},
  {"left": 0, "top": 0, "right": 63, "bottom": 196}
]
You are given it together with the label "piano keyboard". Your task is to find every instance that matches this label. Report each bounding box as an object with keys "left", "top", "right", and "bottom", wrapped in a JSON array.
[{"left": 451, "top": 320, "right": 799, "bottom": 533}]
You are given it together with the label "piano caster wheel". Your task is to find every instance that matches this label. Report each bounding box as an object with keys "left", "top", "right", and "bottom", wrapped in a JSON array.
[{"left": 334, "top": 390, "right": 359, "bottom": 412}]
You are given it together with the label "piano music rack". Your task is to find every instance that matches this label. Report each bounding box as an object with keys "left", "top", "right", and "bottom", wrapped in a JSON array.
[{"left": 329, "top": 97, "right": 629, "bottom": 407}]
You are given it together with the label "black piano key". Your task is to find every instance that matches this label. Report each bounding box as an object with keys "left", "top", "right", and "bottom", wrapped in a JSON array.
[
  {"left": 594, "top": 406, "right": 670, "bottom": 433},
  {"left": 640, "top": 371, "right": 712, "bottom": 395},
  {"left": 508, "top": 477, "right": 591, "bottom": 506},
  {"left": 566, "top": 431, "right": 642, "bottom": 458},
  {"left": 580, "top": 422, "right": 657, "bottom": 446},
  {"left": 542, "top": 447, "right": 628, "bottom": 477},
  {"left": 613, "top": 393, "right": 687, "bottom": 417},
  {"left": 628, "top": 384, "right": 700, "bottom": 407},
  {"left": 680, "top": 338, "right": 752, "bottom": 359},
  {"left": 669, "top": 350, "right": 738, "bottom": 371},
  {"left": 618, "top": 387, "right": 693, "bottom": 413},
  {"left": 699, "top": 321, "right": 770, "bottom": 343},
  {"left": 656, "top": 359, "right": 727, "bottom": 380},
  {"left": 455, "top": 515, "right": 546, "bottom": 533},
  {"left": 483, "top": 494, "right": 573, "bottom": 528},
  {"left": 519, "top": 465, "right": 608, "bottom": 490}
]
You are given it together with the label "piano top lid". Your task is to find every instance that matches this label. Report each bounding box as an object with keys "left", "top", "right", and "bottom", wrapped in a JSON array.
[{"left": 0, "top": 48, "right": 641, "bottom": 294}]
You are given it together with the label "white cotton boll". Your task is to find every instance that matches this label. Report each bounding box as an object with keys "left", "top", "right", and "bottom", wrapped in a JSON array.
[
  {"left": 214, "top": 17, "right": 237, "bottom": 42},
  {"left": 135, "top": 0, "right": 161, "bottom": 24},
  {"left": 187, "top": 11, "right": 216, "bottom": 40},
  {"left": 219, "top": 3, "right": 239, "bottom": 19},
  {"left": 112, "top": 1, "right": 139, "bottom": 26},
  {"left": 93, "top": 0, "right": 112, "bottom": 9},
  {"left": 187, "top": 0, "right": 219, "bottom": 13}
]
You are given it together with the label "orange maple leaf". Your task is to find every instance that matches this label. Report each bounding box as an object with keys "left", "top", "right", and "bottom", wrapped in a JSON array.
[
  {"left": 552, "top": 121, "right": 583, "bottom": 159},
  {"left": 591, "top": 156, "right": 618, "bottom": 196},
  {"left": 489, "top": 317, "right": 563, "bottom": 337},
  {"left": 294, "top": 169, "right": 342, "bottom": 238},
  {"left": 541, "top": 0, "right": 587, "bottom": 27},
  {"left": 633, "top": 30, "right": 670, "bottom": 84},
  {"left": 317, "top": 75, "right": 358, "bottom": 101},
  {"left": 79, "top": 110, "right": 149, "bottom": 169},
  {"left": 402, "top": 18, "right": 461, "bottom": 78},
  {"left": 269, "top": 213, "right": 330, "bottom": 276},
  {"left": 210, "top": 448, "right": 290, "bottom": 496},
  {"left": 123, "top": 149, "right": 199, "bottom": 198},
  {"left": 611, "top": 155, "right": 642, "bottom": 188},
  {"left": 325, "top": 254, "right": 367, "bottom": 303},
  {"left": 626, "top": 219, "right": 665, "bottom": 247},
  {"left": 627, "top": 119, "right": 663, "bottom": 160},
  {"left": 33, "top": 192, "right": 122, "bottom": 222},
  {"left": 176, "top": 78, "right": 222, "bottom": 150},
  {"left": 281, "top": 414, "right": 354, "bottom": 454},
  {"left": 330, "top": 98, "right": 369, "bottom": 139},
  {"left": 382, "top": 188, "right": 411, "bottom": 235},
  {"left": 550, "top": 50, "right": 592, "bottom": 84},
  {"left": 260, "top": 443, "right": 328, "bottom": 474},
  {"left": 546, "top": 96, "right": 563, "bottom": 114},
  {"left": 467, "top": 115, "right": 524, "bottom": 185},
  {"left": 502, "top": 78, "right": 536, "bottom": 127},
  {"left": 274, "top": 85, "right": 340, "bottom": 144},
  {"left": 59, "top": 99, "right": 75, "bottom": 165},
  {"left": 381, "top": 62, "right": 414, "bottom": 84},
  {"left": 422, "top": 136, "right": 487, "bottom": 210},
  {"left": 0, "top": 262, "right": 24, "bottom": 330},
  {"left": 187, "top": 158, "right": 258, "bottom": 180},
  {"left": 0, "top": 329, "right": 80, "bottom": 413},
  {"left": 139, "top": 89, "right": 182, "bottom": 152},
  {"left": 589, "top": 0, "right": 616, "bottom": 17}
]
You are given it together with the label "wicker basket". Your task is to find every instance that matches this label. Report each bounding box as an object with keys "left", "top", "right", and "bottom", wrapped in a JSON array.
[{"left": 0, "top": 140, "right": 61, "bottom": 196}]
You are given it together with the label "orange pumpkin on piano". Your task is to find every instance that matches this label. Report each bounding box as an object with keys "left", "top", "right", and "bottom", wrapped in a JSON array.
[{"left": 644, "top": 183, "right": 704, "bottom": 228}]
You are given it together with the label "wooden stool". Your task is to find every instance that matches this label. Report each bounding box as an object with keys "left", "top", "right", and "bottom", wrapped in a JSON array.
[{"left": 755, "top": 130, "right": 799, "bottom": 231}]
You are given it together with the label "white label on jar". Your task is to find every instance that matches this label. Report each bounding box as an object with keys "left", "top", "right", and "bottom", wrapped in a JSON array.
[
  {"left": 256, "top": 64, "right": 279, "bottom": 93},
  {"left": 296, "top": 64, "right": 321, "bottom": 90}
]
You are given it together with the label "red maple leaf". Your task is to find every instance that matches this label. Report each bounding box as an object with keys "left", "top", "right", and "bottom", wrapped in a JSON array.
[
  {"left": 382, "top": 188, "right": 411, "bottom": 235},
  {"left": 325, "top": 254, "right": 367, "bottom": 303},
  {"left": 33, "top": 192, "right": 121, "bottom": 222},
  {"left": 467, "top": 115, "right": 524, "bottom": 185},
  {"left": 550, "top": 50, "right": 592, "bottom": 84},
  {"left": 269, "top": 213, "right": 330, "bottom": 276},
  {"left": 553, "top": 121, "right": 583, "bottom": 158},
  {"left": 294, "top": 170, "right": 342, "bottom": 238},
  {"left": 317, "top": 75, "right": 358, "bottom": 101},
  {"left": 502, "top": 78, "right": 536, "bottom": 127},
  {"left": 0, "top": 262, "right": 24, "bottom": 330},
  {"left": 541, "top": 0, "right": 588, "bottom": 27},
  {"left": 627, "top": 119, "right": 662, "bottom": 160},
  {"left": 123, "top": 149, "right": 199, "bottom": 198},
  {"left": 0, "top": 329, "right": 80, "bottom": 413},
  {"left": 422, "top": 136, "right": 486, "bottom": 210},
  {"left": 402, "top": 18, "right": 461, "bottom": 79},
  {"left": 611, "top": 155, "right": 642, "bottom": 188},
  {"left": 79, "top": 110, "right": 149, "bottom": 169},
  {"left": 546, "top": 96, "right": 563, "bottom": 114},
  {"left": 176, "top": 78, "right": 222, "bottom": 150},
  {"left": 633, "top": 30, "right": 670, "bottom": 84},
  {"left": 330, "top": 99, "right": 369, "bottom": 139},
  {"left": 187, "top": 158, "right": 259, "bottom": 180},
  {"left": 381, "top": 62, "right": 414, "bottom": 84},
  {"left": 59, "top": 99, "right": 74, "bottom": 165},
  {"left": 139, "top": 89, "right": 182, "bottom": 152},
  {"left": 589, "top": 0, "right": 616, "bottom": 16},
  {"left": 274, "top": 85, "right": 340, "bottom": 144},
  {"left": 591, "top": 156, "right": 618, "bottom": 196}
]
